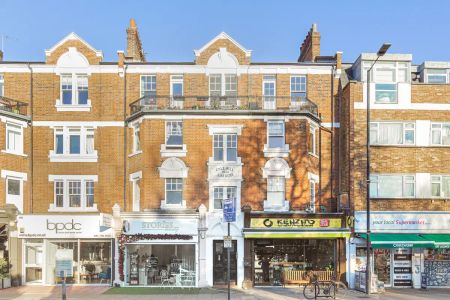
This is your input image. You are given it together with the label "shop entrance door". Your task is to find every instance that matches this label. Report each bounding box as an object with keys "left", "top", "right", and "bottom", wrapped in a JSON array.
[
  {"left": 213, "top": 240, "right": 237, "bottom": 285},
  {"left": 374, "top": 249, "right": 391, "bottom": 286}
]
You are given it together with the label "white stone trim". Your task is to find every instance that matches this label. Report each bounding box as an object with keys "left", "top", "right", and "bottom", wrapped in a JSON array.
[
  {"left": 49, "top": 152, "right": 98, "bottom": 162},
  {"left": 48, "top": 174, "right": 98, "bottom": 181},
  {"left": 33, "top": 121, "right": 124, "bottom": 127},
  {"left": 1, "top": 170, "right": 27, "bottom": 181},
  {"left": 308, "top": 172, "right": 320, "bottom": 182},
  {"left": 0, "top": 116, "right": 28, "bottom": 128},
  {"left": 55, "top": 99, "right": 92, "bottom": 112},
  {"left": 263, "top": 200, "right": 290, "bottom": 212},
  {"left": 48, "top": 205, "right": 98, "bottom": 212},
  {"left": 194, "top": 32, "right": 252, "bottom": 58},
  {"left": 135, "top": 115, "right": 313, "bottom": 121},
  {"left": 207, "top": 124, "right": 243, "bottom": 135},
  {"left": 1, "top": 150, "right": 27, "bottom": 157},
  {"left": 129, "top": 171, "right": 142, "bottom": 181},
  {"left": 128, "top": 150, "right": 143, "bottom": 158},
  {"left": 158, "top": 157, "right": 189, "bottom": 178},
  {"left": 263, "top": 145, "right": 290, "bottom": 158},
  {"left": 45, "top": 32, "right": 103, "bottom": 58},
  {"left": 355, "top": 101, "right": 450, "bottom": 111},
  {"left": 160, "top": 144, "right": 187, "bottom": 157},
  {"left": 262, "top": 157, "right": 291, "bottom": 178},
  {"left": 322, "top": 122, "right": 340, "bottom": 128},
  {"left": 160, "top": 199, "right": 187, "bottom": 210}
]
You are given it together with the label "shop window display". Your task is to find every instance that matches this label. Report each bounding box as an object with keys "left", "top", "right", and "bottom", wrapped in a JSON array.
[{"left": 126, "top": 244, "right": 196, "bottom": 286}]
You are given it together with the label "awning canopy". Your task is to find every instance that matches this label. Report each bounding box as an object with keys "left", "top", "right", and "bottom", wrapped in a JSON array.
[{"left": 360, "top": 233, "right": 450, "bottom": 249}]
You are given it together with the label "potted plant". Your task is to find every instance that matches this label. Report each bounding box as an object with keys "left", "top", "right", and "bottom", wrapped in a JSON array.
[{"left": 0, "top": 258, "right": 11, "bottom": 289}]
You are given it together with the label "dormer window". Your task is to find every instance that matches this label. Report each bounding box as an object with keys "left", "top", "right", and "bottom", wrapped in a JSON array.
[{"left": 57, "top": 74, "right": 91, "bottom": 111}]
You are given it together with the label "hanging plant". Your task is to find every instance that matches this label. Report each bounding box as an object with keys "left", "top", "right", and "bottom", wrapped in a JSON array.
[{"left": 117, "top": 234, "right": 193, "bottom": 281}]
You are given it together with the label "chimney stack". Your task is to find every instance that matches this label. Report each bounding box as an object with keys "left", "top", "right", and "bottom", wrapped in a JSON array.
[
  {"left": 298, "top": 23, "right": 321, "bottom": 62},
  {"left": 126, "top": 18, "right": 146, "bottom": 62}
]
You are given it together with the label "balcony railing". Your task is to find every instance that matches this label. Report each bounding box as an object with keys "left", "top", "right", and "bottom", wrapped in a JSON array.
[
  {"left": 0, "top": 96, "right": 28, "bottom": 116},
  {"left": 129, "top": 96, "right": 318, "bottom": 117}
]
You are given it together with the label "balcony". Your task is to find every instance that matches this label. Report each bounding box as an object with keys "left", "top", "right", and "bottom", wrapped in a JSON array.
[
  {"left": 0, "top": 96, "right": 29, "bottom": 117},
  {"left": 129, "top": 96, "right": 318, "bottom": 118}
]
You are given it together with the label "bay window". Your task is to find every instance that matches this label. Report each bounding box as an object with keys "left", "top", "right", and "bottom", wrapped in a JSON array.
[
  {"left": 370, "top": 174, "right": 415, "bottom": 198},
  {"left": 370, "top": 122, "right": 415, "bottom": 145},
  {"left": 213, "top": 186, "right": 237, "bottom": 210},
  {"left": 50, "top": 127, "right": 97, "bottom": 162},
  {"left": 213, "top": 134, "right": 237, "bottom": 162},
  {"left": 431, "top": 175, "right": 450, "bottom": 198},
  {"left": 49, "top": 176, "right": 97, "bottom": 211},
  {"left": 267, "top": 176, "right": 285, "bottom": 206},
  {"left": 431, "top": 123, "right": 450, "bottom": 145}
]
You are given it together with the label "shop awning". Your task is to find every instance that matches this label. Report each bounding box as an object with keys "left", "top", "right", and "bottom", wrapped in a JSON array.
[
  {"left": 244, "top": 231, "right": 351, "bottom": 239},
  {"left": 359, "top": 233, "right": 448, "bottom": 248}
]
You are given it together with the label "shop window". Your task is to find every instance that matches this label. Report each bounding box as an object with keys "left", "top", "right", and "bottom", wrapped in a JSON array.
[
  {"left": 24, "top": 240, "right": 43, "bottom": 283},
  {"left": 79, "top": 241, "right": 112, "bottom": 284},
  {"left": 126, "top": 243, "right": 195, "bottom": 286}
]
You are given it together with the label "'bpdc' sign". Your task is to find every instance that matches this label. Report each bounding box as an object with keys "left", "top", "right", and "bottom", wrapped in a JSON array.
[{"left": 47, "top": 219, "right": 82, "bottom": 233}]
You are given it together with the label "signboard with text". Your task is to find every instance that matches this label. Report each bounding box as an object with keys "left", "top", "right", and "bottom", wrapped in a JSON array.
[
  {"left": 354, "top": 211, "right": 450, "bottom": 233},
  {"left": 250, "top": 218, "right": 342, "bottom": 229},
  {"left": 17, "top": 214, "right": 114, "bottom": 239},
  {"left": 55, "top": 249, "right": 73, "bottom": 277},
  {"left": 223, "top": 199, "right": 236, "bottom": 222},
  {"left": 122, "top": 218, "right": 198, "bottom": 235}
]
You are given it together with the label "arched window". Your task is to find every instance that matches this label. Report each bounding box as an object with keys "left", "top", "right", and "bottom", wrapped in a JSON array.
[
  {"left": 262, "top": 158, "right": 291, "bottom": 211},
  {"left": 159, "top": 158, "right": 189, "bottom": 209}
]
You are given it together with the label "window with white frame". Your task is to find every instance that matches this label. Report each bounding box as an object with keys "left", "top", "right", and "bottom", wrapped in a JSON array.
[
  {"left": 308, "top": 124, "right": 318, "bottom": 155},
  {"left": 133, "top": 124, "right": 141, "bottom": 152},
  {"left": 364, "top": 61, "right": 409, "bottom": 83},
  {"left": 5, "top": 122, "right": 23, "bottom": 154},
  {"left": 165, "top": 178, "right": 183, "bottom": 205},
  {"left": 291, "top": 76, "right": 307, "bottom": 102},
  {"left": 209, "top": 74, "right": 222, "bottom": 96},
  {"left": 2, "top": 170, "right": 26, "bottom": 213},
  {"left": 213, "top": 186, "right": 237, "bottom": 210},
  {"left": 132, "top": 178, "right": 141, "bottom": 212},
  {"left": 166, "top": 121, "right": 183, "bottom": 148},
  {"left": 0, "top": 74, "right": 4, "bottom": 97},
  {"left": 370, "top": 122, "right": 415, "bottom": 145},
  {"left": 309, "top": 180, "right": 316, "bottom": 212},
  {"left": 60, "top": 74, "right": 89, "bottom": 105},
  {"left": 140, "top": 75, "right": 157, "bottom": 97},
  {"left": 213, "top": 134, "right": 237, "bottom": 162},
  {"left": 263, "top": 75, "right": 276, "bottom": 109},
  {"left": 51, "top": 177, "right": 96, "bottom": 210},
  {"left": 431, "top": 123, "right": 450, "bottom": 145},
  {"left": 267, "top": 176, "right": 285, "bottom": 206},
  {"left": 375, "top": 83, "right": 397, "bottom": 103},
  {"left": 426, "top": 69, "right": 448, "bottom": 84},
  {"left": 370, "top": 174, "right": 415, "bottom": 198},
  {"left": 267, "top": 121, "right": 285, "bottom": 149},
  {"left": 170, "top": 75, "right": 184, "bottom": 97},
  {"left": 431, "top": 175, "right": 450, "bottom": 198},
  {"left": 225, "top": 74, "right": 237, "bottom": 96},
  {"left": 51, "top": 127, "right": 96, "bottom": 160}
]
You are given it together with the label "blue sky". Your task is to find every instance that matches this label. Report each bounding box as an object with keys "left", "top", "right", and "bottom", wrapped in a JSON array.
[{"left": 1, "top": 0, "right": 449, "bottom": 64}]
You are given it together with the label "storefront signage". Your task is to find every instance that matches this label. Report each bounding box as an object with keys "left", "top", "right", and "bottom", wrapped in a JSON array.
[
  {"left": 223, "top": 198, "right": 236, "bottom": 222},
  {"left": 250, "top": 218, "right": 342, "bottom": 229},
  {"left": 354, "top": 211, "right": 450, "bottom": 233},
  {"left": 393, "top": 248, "right": 412, "bottom": 287},
  {"left": 17, "top": 214, "right": 114, "bottom": 239},
  {"left": 122, "top": 218, "right": 197, "bottom": 235},
  {"left": 208, "top": 164, "right": 242, "bottom": 180}
]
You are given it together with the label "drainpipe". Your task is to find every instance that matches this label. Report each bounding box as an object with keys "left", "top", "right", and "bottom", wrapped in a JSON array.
[
  {"left": 27, "top": 63, "right": 33, "bottom": 213},
  {"left": 123, "top": 64, "right": 128, "bottom": 211}
]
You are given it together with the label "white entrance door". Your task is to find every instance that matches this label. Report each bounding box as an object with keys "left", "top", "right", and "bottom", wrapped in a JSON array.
[{"left": 6, "top": 176, "right": 23, "bottom": 213}]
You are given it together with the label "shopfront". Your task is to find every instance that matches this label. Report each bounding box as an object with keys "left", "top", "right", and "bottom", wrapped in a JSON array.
[
  {"left": 350, "top": 211, "right": 450, "bottom": 289},
  {"left": 243, "top": 214, "right": 349, "bottom": 287},
  {"left": 120, "top": 214, "right": 198, "bottom": 287},
  {"left": 17, "top": 214, "right": 114, "bottom": 285}
]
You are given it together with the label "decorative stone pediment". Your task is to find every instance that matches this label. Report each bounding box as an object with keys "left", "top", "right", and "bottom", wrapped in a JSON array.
[
  {"left": 262, "top": 158, "right": 291, "bottom": 178},
  {"left": 159, "top": 157, "right": 189, "bottom": 178}
]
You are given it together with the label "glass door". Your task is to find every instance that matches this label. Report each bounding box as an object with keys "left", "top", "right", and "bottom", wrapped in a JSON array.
[
  {"left": 213, "top": 240, "right": 237, "bottom": 285},
  {"left": 374, "top": 248, "right": 391, "bottom": 286},
  {"left": 263, "top": 75, "right": 276, "bottom": 109},
  {"left": 24, "top": 240, "right": 43, "bottom": 283}
]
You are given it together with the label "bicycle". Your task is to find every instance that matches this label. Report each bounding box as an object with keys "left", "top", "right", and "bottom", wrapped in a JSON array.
[{"left": 303, "top": 278, "right": 336, "bottom": 299}]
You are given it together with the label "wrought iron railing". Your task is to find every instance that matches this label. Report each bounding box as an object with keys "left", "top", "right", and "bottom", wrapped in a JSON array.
[
  {"left": 0, "top": 96, "right": 28, "bottom": 116},
  {"left": 129, "top": 95, "right": 318, "bottom": 117}
]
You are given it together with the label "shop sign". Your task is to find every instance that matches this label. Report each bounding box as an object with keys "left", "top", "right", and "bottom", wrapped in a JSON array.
[
  {"left": 208, "top": 164, "right": 242, "bottom": 180},
  {"left": 354, "top": 211, "right": 450, "bottom": 233},
  {"left": 17, "top": 214, "right": 114, "bottom": 239},
  {"left": 393, "top": 248, "right": 412, "bottom": 287},
  {"left": 122, "top": 218, "right": 197, "bottom": 235},
  {"left": 223, "top": 198, "right": 236, "bottom": 222},
  {"left": 250, "top": 218, "right": 342, "bottom": 229}
]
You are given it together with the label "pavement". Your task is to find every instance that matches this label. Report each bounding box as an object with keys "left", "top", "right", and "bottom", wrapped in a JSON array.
[{"left": 0, "top": 285, "right": 449, "bottom": 300}]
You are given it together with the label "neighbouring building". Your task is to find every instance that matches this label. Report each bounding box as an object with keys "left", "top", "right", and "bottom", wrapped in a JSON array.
[{"left": 341, "top": 54, "right": 450, "bottom": 289}]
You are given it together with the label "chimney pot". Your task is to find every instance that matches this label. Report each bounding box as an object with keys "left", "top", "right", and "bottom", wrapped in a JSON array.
[
  {"left": 298, "top": 23, "right": 321, "bottom": 62},
  {"left": 126, "top": 18, "right": 146, "bottom": 62}
]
